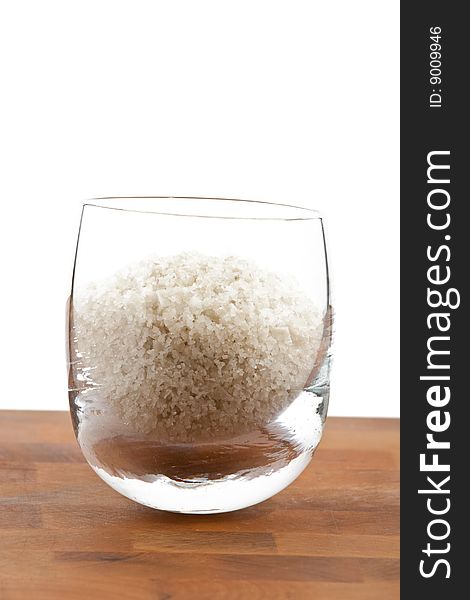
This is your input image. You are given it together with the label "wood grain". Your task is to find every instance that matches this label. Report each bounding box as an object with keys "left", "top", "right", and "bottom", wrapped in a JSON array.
[{"left": 0, "top": 411, "right": 399, "bottom": 599}]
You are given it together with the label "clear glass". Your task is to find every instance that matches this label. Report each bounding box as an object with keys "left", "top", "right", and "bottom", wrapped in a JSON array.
[{"left": 67, "top": 197, "right": 332, "bottom": 514}]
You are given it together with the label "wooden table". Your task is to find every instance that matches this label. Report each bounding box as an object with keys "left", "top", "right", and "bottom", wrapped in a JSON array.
[{"left": 0, "top": 411, "right": 399, "bottom": 599}]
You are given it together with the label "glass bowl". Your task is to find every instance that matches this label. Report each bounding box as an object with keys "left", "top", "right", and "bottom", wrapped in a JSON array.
[{"left": 66, "top": 197, "right": 332, "bottom": 513}]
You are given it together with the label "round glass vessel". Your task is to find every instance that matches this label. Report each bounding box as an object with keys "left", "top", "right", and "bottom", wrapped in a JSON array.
[{"left": 67, "top": 197, "right": 332, "bottom": 513}]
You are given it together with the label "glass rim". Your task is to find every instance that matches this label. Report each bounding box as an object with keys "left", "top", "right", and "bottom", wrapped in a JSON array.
[{"left": 83, "top": 196, "right": 322, "bottom": 221}]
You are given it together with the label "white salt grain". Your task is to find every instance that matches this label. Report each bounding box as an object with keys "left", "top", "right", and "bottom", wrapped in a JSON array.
[{"left": 74, "top": 253, "right": 323, "bottom": 441}]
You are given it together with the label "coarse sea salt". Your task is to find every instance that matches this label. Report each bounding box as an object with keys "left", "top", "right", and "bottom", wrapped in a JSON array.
[{"left": 73, "top": 252, "right": 323, "bottom": 441}]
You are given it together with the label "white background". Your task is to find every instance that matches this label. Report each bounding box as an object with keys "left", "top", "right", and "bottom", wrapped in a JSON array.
[{"left": 0, "top": 1, "right": 399, "bottom": 417}]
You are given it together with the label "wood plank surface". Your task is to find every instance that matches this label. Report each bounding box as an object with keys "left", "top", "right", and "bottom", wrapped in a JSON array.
[{"left": 0, "top": 411, "right": 399, "bottom": 599}]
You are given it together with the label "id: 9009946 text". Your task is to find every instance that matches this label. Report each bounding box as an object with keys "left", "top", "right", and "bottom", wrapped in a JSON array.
[{"left": 429, "top": 26, "right": 443, "bottom": 109}]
